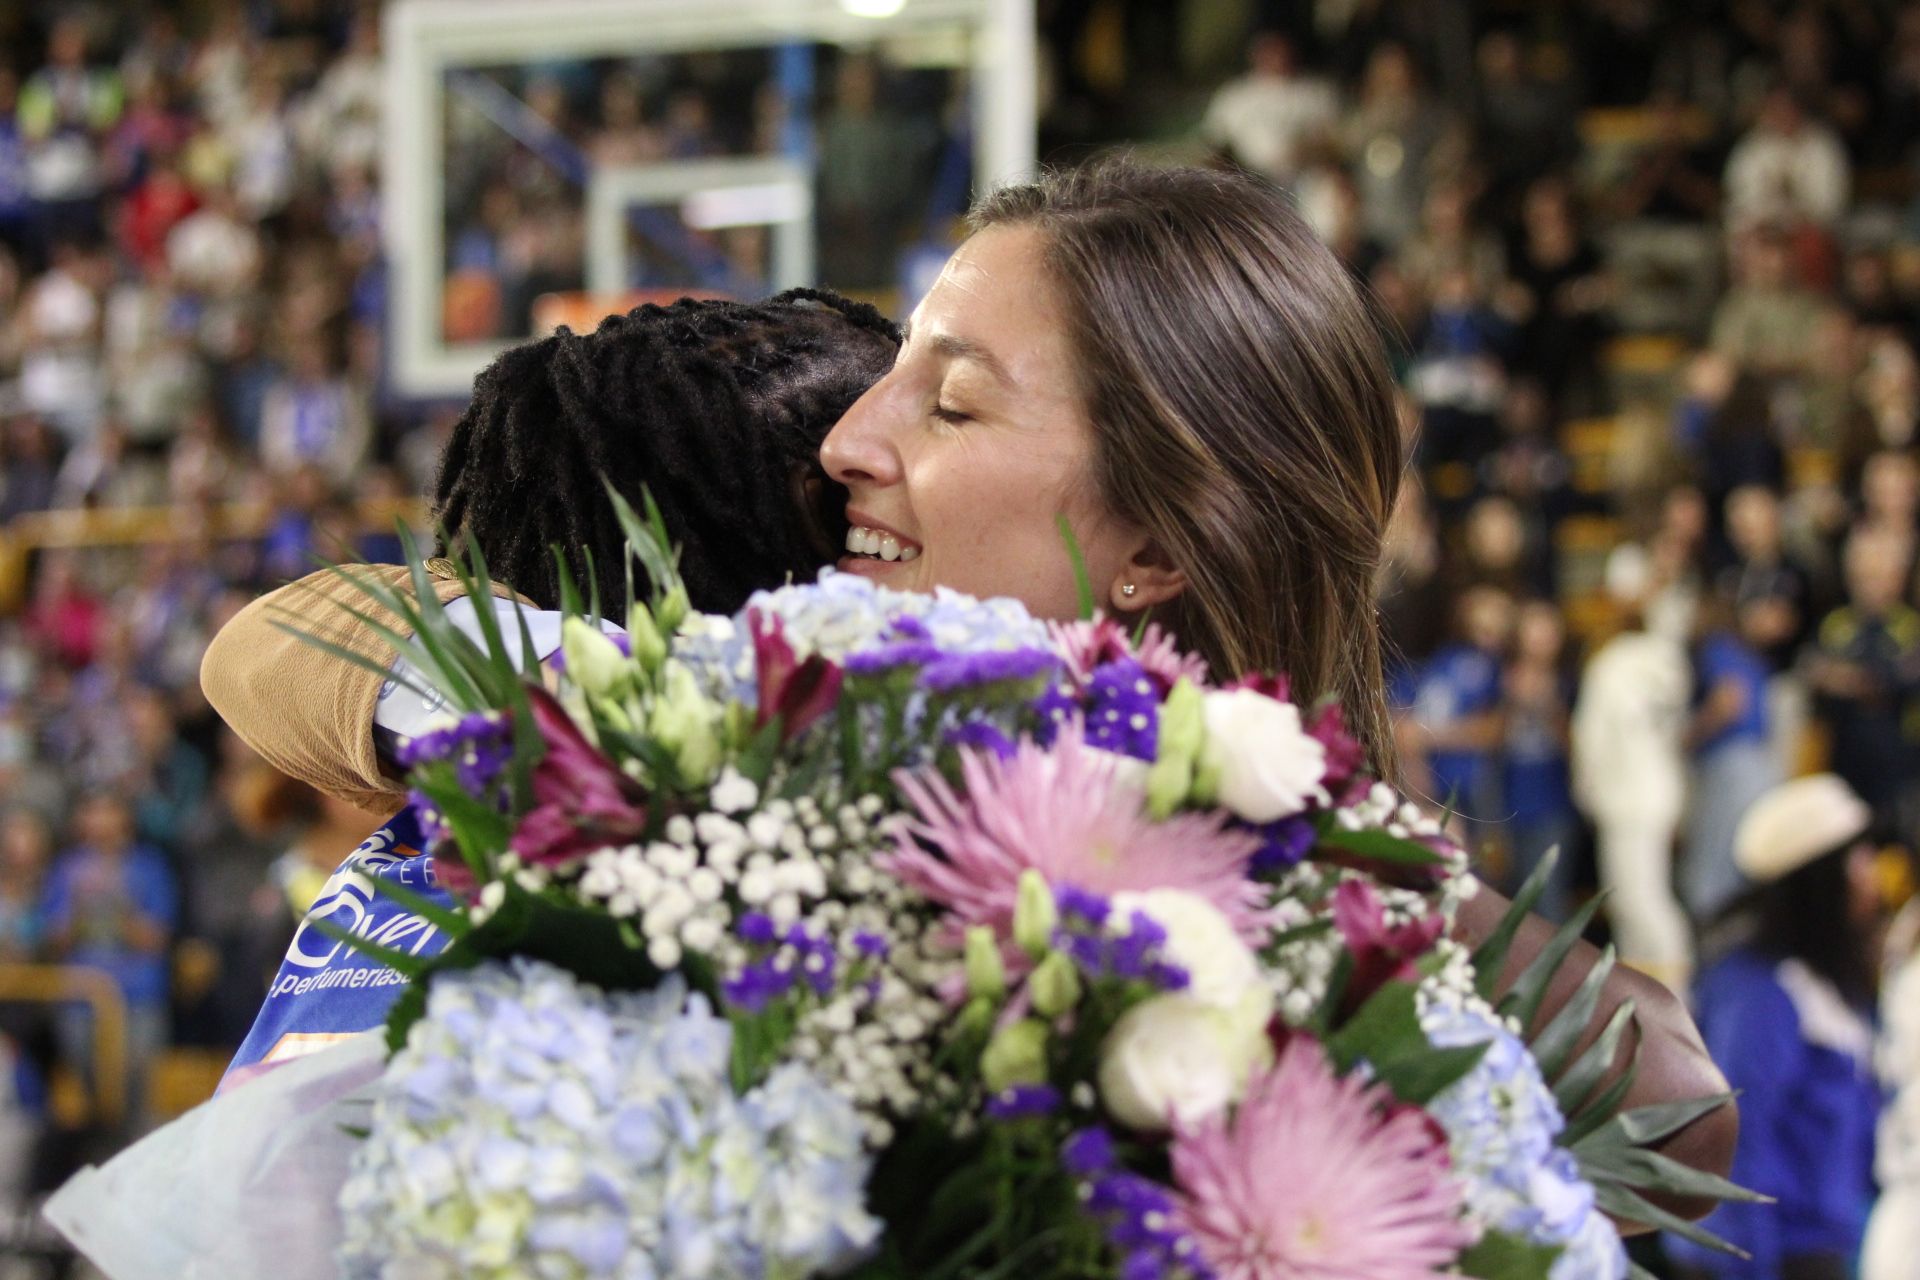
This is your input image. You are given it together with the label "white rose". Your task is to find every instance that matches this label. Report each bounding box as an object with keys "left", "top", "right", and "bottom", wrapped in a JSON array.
[
  {"left": 1109, "top": 889, "right": 1267, "bottom": 1014},
  {"left": 1097, "top": 993, "right": 1274, "bottom": 1132},
  {"left": 1199, "top": 688, "right": 1328, "bottom": 823}
]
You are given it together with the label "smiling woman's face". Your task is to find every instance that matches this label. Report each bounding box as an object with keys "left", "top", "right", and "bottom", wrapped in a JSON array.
[{"left": 819, "top": 226, "right": 1157, "bottom": 620}]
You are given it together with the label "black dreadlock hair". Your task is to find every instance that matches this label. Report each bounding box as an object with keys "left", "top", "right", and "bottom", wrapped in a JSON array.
[{"left": 433, "top": 288, "right": 899, "bottom": 616}]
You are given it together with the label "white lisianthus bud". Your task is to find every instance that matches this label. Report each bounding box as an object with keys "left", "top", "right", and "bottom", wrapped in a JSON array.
[
  {"left": 561, "top": 616, "right": 633, "bottom": 700},
  {"left": 980, "top": 1018, "right": 1050, "bottom": 1093},
  {"left": 1197, "top": 688, "right": 1328, "bottom": 823},
  {"left": 964, "top": 925, "right": 1006, "bottom": 1001},
  {"left": 1097, "top": 994, "right": 1274, "bottom": 1132},
  {"left": 1013, "top": 869, "right": 1057, "bottom": 958},
  {"left": 626, "top": 606, "right": 667, "bottom": 674},
  {"left": 1029, "top": 951, "right": 1083, "bottom": 1018},
  {"left": 1109, "top": 889, "right": 1269, "bottom": 1016},
  {"left": 647, "top": 660, "right": 722, "bottom": 785}
]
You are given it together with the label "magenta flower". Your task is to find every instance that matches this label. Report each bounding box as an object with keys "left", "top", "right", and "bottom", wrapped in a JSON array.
[
  {"left": 882, "top": 726, "right": 1266, "bottom": 942},
  {"left": 1331, "top": 879, "right": 1445, "bottom": 1016},
  {"left": 750, "top": 608, "right": 843, "bottom": 743},
  {"left": 1049, "top": 616, "right": 1211, "bottom": 693},
  {"left": 1172, "top": 1035, "right": 1472, "bottom": 1280},
  {"left": 1308, "top": 701, "right": 1370, "bottom": 799},
  {"left": 508, "top": 686, "right": 649, "bottom": 868}
]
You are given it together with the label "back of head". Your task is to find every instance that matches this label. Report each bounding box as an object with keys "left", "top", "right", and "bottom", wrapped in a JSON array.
[
  {"left": 971, "top": 160, "right": 1405, "bottom": 776},
  {"left": 434, "top": 289, "right": 900, "bottom": 615}
]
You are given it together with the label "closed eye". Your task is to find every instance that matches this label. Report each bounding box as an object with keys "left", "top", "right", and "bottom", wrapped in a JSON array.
[{"left": 931, "top": 403, "right": 973, "bottom": 426}]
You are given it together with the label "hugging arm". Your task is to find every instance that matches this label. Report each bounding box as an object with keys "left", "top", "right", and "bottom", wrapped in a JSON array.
[
  {"left": 1453, "top": 883, "right": 1738, "bottom": 1226},
  {"left": 199, "top": 564, "right": 520, "bottom": 814}
]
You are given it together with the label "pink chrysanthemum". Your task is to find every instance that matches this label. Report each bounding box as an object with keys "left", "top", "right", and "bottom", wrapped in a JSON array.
[
  {"left": 882, "top": 727, "right": 1265, "bottom": 940},
  {"left": 1049, "top": 617, "right": 1212, "bottom": 692},
  {"left": 1171, "top": 1036, "right": 1473, "bottom": 1280}
]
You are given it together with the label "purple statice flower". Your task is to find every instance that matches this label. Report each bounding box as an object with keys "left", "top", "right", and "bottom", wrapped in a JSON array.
[
  {"left": 722, "top": 957, "right": 795, "bottom": 1013},
  {"left": 408, "top": 790, "right": 453, "bottom": 845},
  {"left": 723, "top": 918, "right": 839, "bottom": 1011},
  {"left": 1083, "top": 659, "right": 1159, "bottom": 761},
  {"left": 886, "top": 615, "right": 933, "bottom": 642},
  {"left": 737, "top": 912, "right": 778, "bottom": 945},
  {"left": 1249, "top": 814, "right": 1318, "bottom": 875},
  {"left": 1031, "top": 681, "right": 1080, "bottom": 746},
  {"left": 1051, "top": 890, "right": 1190, "bottom": 993},
  {"left": 850, "top": 931, "right": 890, "bottom": 960},
  {"left": 944, "top": 720, "right": 1017, "bottom": 760},
  {"left": 1061, "top": 1127, "right": 1116, "bottom": 1177},
  {"left": 984, "top": 1084, "right": 1062, "bottom": 1122},
  {"left": 1078, "top": 1168, "right": 1215, "bottom": 1280},
  {"left": 394, "top": 711, "right": 513, "bottom": 784},
  {"left": 843, "top": 640, "right": 947, "bottom": 676},
  {"left": 920, "top": 647, "right": 1060, "bottom": 694}
]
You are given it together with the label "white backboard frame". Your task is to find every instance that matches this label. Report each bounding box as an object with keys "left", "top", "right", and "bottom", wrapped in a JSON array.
[{"left": 382, "top": 0, "right": 1037, "bottom": 398}]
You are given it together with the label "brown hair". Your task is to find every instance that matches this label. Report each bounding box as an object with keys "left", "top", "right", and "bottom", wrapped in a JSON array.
[{"left": 971, "top": 160, "right": 1405, "bottom": 775}]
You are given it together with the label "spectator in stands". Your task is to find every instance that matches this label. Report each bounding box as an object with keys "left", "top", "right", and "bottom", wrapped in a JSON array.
[
  {"left": 1410, "top": 584, "right": 1513, "bottom": 822},
  {"left": 1684, "top": 592, "right": 1779, "bottom": 924},
  {"left": 1710, "top": 228, "right": 1827, "bottom": 377},
  {"left": 0, "top": 413, "right": 62, "bottom": 523},
  {"left": 41, "top": 790, "right": 177, "bottom": 1129},
  {"left": 1198, "top": 31, "right": 1337, "bottom": 187},
  {"left": 1718, "top": 484, "right": 1815, "bottom": 771},
  {"left": 257, "top": 339, "right": 370, "bottom": 486},
  {"left": 0, "top": 69, "right": 37, "bottom": 267},
  {"left": 1808, "top": 526, "right": 1920, "bottom": 824},
  {"left": 0, "top": 809, "right": 50, "bottom": 963},
  {"left": 1669, "top": 775, "right": 1884, "bottom": 1280},
  {"left": 17, "top": 238, "right": 107, "bottom": 444},
  {"left": 165, "top": 180, "right": 261, "bottom": 303},
  {"left": 1338, "top": 42, "right": 1463, "bottom": 249},
  {"left": 17, "top": 17, "right": 121, "bottom": 236},
  {"left": 1857, "top": 448, "right": 1920, "bottom": 580},
  {"left": 1499, "top": 599, "right": 1578, "bottom": 920},
  {"left": 21, "top": 552, "right": 103, "bottom": 672},
  {"left": 1503, "top": 176, "right": 1612, "bottom": 415},
  {"left": 1471, "top": 29, "right": 1577, "bottom": 223},
  {"left": 1723, "top": 87, "right": 1850, "bottom": 235},
  {"left": 1573, "top": 555, "right": 1694, "bottom": 990}
]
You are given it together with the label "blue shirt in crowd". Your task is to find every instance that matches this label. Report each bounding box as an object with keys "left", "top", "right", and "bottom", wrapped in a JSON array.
[
  {"left": 1667, "top": 947, "right": 1882, "bottom": 1278},
  {"left": 1695, "top": 631, "right": 1772, "bottom": 755},
  {"left": 1415, "top": 643, "right": 1505, "bottom": 818},
  {"left": 40, "top": 844, "right": 178, "bottom": 1009}
]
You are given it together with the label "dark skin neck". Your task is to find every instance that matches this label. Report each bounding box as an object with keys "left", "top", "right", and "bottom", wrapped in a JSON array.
[{"left": 1454, "top": 882, "right": 1737, "bottom": 1226}]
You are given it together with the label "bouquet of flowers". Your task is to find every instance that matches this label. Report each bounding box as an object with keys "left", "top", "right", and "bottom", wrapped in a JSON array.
[{"left": 291, "top": 494, "right": 1755, "bottom": 1280}]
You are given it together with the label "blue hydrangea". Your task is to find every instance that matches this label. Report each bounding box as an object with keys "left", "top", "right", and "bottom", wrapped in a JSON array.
[
  {"left": 338, "top": 958, "right": 881, "bottom": 1279},
  {"left": 1422, "top": 999, "right": 1626, "bottom": 1279},
  {"left": 672, "top": 569, "right": 1051, "bottom": 708}
]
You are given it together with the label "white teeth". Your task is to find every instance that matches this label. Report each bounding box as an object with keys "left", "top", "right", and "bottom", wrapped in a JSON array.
[{"left": 842, "top": 524, "right": 920, "bottom": 562}]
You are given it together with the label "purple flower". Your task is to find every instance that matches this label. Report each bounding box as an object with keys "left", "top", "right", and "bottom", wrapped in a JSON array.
[
  {"left": 1084, "top": 659, "right": 1159, "bottom": 761},
  {"left": 1054, "top": 884, "right": 1110, "bottom": 926},
  {"left": 396, "top": 712, "right": 515, "bottom": 798},
  {"left": 1031, "top": 681, "right": 1079, "bottom": 746},
  {"left": 985, "top": 1084, "right": 1062, "bottom": 1121},
  {"left": 918, "top": 647, "right": 1060, "bottom": 694},
  {"left": 1061, "top": 1127, "right": 1116, "bottom": 1177},
  {"left": 1052, "top": 897, "right": 1190, "bottom": 992},
  {"left": 851, "top": 931, "right": 890, "bottom": 959},
  {"left": 944, "top": 721, "right": 1017, "bottom": 760},
  {"left": 1250, "top": 815, "right": 1317, "bottom": 875},
  {"left": 750, "top": 608, "right": 843, "bottom": 744},
  {"left": 844, "top": 641, "right": 947, "bottom": 676},
  {"left": 737, "top": 913, "right": 778, "bottom": 946},
  {"left": 508, "top": 688, "right": 649, "bottom": 869}
]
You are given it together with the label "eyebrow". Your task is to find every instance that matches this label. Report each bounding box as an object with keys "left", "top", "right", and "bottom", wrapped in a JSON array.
[{"left": 903, "top": 322, "right": 1016, "bottom": 389}]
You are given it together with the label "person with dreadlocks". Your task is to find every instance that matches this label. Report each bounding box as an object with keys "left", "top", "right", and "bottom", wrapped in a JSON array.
[{"left": 207, "top": 289, "right": 898, "bottom": 1082}]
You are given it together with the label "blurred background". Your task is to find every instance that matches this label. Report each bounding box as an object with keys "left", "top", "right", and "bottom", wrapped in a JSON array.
[{"left": 0, "top": 0, "right": 1914, "bottom": 1274}]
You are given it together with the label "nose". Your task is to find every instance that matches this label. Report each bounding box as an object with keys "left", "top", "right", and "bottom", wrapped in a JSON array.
[{"left": 820, "top": 375, "right": 905, "bottom": 489}]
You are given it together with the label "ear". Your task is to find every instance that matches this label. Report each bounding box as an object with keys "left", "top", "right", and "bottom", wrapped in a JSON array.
[{"left": 1107, "top": 537, "right": 1187, "bottom": 614}]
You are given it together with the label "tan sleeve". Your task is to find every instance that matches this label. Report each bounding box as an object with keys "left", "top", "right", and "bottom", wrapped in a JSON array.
[{"left": 199, "top": 562, "right": 523, "bottom": 813}]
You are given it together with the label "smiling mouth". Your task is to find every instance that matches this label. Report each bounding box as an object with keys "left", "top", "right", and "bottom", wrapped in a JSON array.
[{"left": 843, "top": 525, "right": 921, "bottom": 563}]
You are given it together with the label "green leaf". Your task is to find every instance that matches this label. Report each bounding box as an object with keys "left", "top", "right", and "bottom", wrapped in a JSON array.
[
  {"left": 264, "top": 619, "right": 437, "bottom": 704},
  {"left": 1576, "top": 1142, "right": 1770, "bottom": 1205},
  {"left": 606, "top": 482, "right": 682, "bottom": 608},
  {"left": 1374, "top": 1041, "right": 1490, "bottom": 1105},
  {"left": 1587, "top": 1092, "right": 1740, "bottom": 1151},
  {"left": 1325, "top": 980, "right": 1423, "bottom": 1071},
  {"left": 1497, "top": 892, "right": 1607, "bottom": 1035},
  {"left": 1556, "top": 1000, "right": 1638, "bottom": 1129},
  {"left": 1472, "top": 845, "right": 1561, "bottom": 1001},
  {"left": 1530, "top": 944, "right": 1617, "bottom": 1080},
  {"left": 365, "top": 872, "right": 472, "bottom": 941},
  {"left": 1592, "top": 1181, "right": 1749, "bottom": 1257},
  {"left": 1317, "top": 827, "right": 1443, "bottom": 867},
  {"left": 1456, "top": 1230, "right": 1565, "bottom": 1280},
  {"left": 1055, "top": 514, "right": 1096, "bottom": 622},
  {"left": 1563, "top": 1037, "right": 1642, "bottom": 1146}
]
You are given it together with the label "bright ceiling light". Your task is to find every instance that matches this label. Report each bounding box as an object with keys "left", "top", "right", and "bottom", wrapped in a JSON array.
[{"left": 840, "top": 0, "right": 907, "bottom": 17}]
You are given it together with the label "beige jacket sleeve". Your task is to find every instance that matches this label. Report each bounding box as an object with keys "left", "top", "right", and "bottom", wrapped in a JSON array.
[{"left": 199, "top": 562, "right": 522, "bottom": 813}]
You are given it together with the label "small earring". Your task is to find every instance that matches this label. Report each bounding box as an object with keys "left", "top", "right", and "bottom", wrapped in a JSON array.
[{"left": 1121, "top": 583, "right": 1138, "bottom": 599}]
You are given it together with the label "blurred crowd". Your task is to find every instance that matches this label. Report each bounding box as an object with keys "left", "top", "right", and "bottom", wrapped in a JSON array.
[{"left": 0, "top": 0, "right": 1913, "bottom": 1272}]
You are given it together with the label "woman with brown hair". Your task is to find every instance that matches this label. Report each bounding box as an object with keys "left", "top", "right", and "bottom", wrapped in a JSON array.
[{"left": 205, "top": 160, "right": 1735, "bottom": 1200}]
